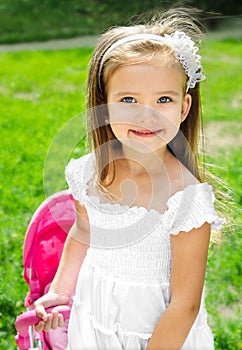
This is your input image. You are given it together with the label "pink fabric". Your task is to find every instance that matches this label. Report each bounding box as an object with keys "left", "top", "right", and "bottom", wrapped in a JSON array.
[
  {"left": 45, "top": 321, "right": 69, "bottom": 350},
  {"left": 15, "top": 190, "right": 75, "bottom": 350},
  {"left": 23, "top": 190, "right": 75, "bottom": 298}
]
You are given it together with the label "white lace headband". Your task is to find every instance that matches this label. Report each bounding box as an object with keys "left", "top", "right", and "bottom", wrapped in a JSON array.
[{"left": 98, "top": 31, "right": 206, "bottom": 92}]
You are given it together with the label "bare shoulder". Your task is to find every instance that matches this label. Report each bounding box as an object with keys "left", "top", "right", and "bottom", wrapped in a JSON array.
[{"left": 68, "top": 200, "right": 90, "bottom": 245}]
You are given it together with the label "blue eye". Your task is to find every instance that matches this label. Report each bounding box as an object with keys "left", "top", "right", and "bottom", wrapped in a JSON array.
[
  {"left": 157, "top": 97, "right": 171, "bottom": 103},
  {"left": 121, "top": 96, "right": 136, "bottom": 103}
]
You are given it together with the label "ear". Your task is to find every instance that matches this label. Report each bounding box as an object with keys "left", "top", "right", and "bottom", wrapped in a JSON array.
[{"left": 181, "top": 94, "right": 192, "bottom": 122}]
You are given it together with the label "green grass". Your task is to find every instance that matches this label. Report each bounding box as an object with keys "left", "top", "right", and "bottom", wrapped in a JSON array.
[
  {"left": 206, "top": 148, "right": 242, "bottom": 350},
  {"left": 201, "top": 40, "right": 242, "bottom": 122},
  {"left": 0, "top": 39, "right": 241, "bottom": 349}
]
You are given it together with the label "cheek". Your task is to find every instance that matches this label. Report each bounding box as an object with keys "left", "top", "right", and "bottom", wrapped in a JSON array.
[
  {"left": 161, "top": 113, "right": 182, "bottom": 142},
  {"left": 109, "top": 123, "right": 128, "bottom": 140},
  {"left": 162, "top": 112, "right": 181, "bottom": 129},
  {"left": 108, "top": 103, "right": 138, "bottom": 125}
]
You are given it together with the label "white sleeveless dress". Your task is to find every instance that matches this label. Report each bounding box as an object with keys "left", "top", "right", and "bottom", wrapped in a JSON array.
[{"left": 65, "top": 153, "right": 224, "bottom": 350}]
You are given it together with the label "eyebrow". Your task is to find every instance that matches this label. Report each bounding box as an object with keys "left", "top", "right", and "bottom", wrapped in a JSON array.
[
  {"left": 112, "top": 92, "right": 141, "bottom": 98},
  {"left": 156, "top": 90, "right": 179, "bottom": 97},
  {"left": 112, "top": 90, "right": 179, "bottom": 98}
]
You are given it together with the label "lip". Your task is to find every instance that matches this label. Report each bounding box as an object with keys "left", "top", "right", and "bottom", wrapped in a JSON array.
[{"left": 130, "top": 129, "right": 164, "bottom": 138}]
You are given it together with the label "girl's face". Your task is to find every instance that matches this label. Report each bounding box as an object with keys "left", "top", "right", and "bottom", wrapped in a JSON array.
[{"left": 106, "top": 62, "right": 192, "bottom": 154}]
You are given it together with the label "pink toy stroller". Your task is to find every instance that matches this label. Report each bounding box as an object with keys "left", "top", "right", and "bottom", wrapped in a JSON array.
[{"left": 15, "top": 190, "right": 75, "bottom": 350}]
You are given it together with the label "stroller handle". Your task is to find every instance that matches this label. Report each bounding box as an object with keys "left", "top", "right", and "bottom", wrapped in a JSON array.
[{"left": 15, "top": 305, "right": 71, "bottom": 337}]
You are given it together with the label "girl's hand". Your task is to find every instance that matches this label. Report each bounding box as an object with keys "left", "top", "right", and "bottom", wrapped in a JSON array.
[{"left": 34, "top": 291, "right": 70, "bottom": 332}]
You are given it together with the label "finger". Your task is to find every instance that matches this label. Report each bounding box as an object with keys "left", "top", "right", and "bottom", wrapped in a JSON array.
[
  {"left": 35, "top": 304, "right": 48, "bottom": 321},
  {"left": 51, "top": 311, "right": 59, "bottom": 330},
  {"left": 35, "top": 320, "right": 45, "bottom": 333},
  {"left": 43, "top": 314, "right": 52, "bottom": 332},
  {"left": 58, "top": 313, "right": 65, "bottom": 327}
]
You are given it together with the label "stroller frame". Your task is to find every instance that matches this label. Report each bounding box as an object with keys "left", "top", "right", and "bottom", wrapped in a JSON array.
[{"left": 15, "top": 190, "right": 75, "bottom": 350}]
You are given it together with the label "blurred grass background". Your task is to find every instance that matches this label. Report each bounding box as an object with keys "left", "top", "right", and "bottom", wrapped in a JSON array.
[
  {"left": 0, "top": 1, "right": 241, "bottom": 349},
  {"left": 0, "top": 0, "right": 241, "bottom": 44}
]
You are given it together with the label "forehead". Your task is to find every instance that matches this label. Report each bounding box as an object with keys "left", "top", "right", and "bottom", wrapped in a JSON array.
[
  {"left": 103, "top": 49, "right": 186, "bottom": 90},
  {"left": 107, "top": 62, "right": 185, "bottom": 93}
]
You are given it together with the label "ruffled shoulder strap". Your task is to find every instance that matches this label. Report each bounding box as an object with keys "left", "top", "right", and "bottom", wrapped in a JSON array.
[
  {"left": 65, "top": 153, "right": 94, "bottom": 204},
  {"left": 163, "top": 183, "right": 224, "bottom": 235}
]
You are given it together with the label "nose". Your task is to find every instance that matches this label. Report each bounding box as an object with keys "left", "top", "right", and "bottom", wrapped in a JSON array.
[{"left": 135, "top": 104, "right": 159, "bottom": 125}]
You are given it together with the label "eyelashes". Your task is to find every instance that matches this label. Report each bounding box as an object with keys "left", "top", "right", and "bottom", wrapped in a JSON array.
[
  {"left": 121, "top": 96, "right": 172, "bottom": 104},
  {"left": 157, "top": 97, "right": 171, "bottom": 103},
  {"left": 121, "top": 97, "right": 136, "bottom": 103}
]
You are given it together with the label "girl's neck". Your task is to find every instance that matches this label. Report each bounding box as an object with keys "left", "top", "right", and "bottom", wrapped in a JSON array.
[{"left": 120, "top": 145, "right": 170, "bottom": 176}]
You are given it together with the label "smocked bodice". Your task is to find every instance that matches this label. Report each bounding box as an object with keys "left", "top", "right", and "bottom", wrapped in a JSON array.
[{"left": 65, "top": 153, "right": 223, "bottom": 284}]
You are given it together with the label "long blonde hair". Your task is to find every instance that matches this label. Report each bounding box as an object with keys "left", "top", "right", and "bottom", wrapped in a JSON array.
[{"left": 87, "top": 7, "right": 205, "bottom": 187}]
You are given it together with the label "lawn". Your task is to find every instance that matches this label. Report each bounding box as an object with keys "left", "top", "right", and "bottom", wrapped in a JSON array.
[{"left": 0, "top": 38, "right": 241, "bottom": 349}]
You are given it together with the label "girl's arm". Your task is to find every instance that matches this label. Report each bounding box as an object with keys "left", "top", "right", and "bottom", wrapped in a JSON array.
[
  {"left": 35, "top": 201, "right": 90, "bottom": 332},
  {"left": 147, "top": 222, "right": 211, "bottom": 350}
]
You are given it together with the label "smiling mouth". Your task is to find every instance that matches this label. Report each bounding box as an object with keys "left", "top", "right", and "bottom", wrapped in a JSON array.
[{"left": 130, "top": 129, "right": 164, "bottom": 138}]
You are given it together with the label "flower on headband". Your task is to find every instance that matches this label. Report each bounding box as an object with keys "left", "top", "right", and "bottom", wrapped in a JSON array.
[{"left": 164, "top": 31, "right": 206, "bottom": 91}]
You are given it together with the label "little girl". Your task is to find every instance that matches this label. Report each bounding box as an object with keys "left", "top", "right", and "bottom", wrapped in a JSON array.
[{"left": 35, "top": 7, "right": 224, "bottom": 350}]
